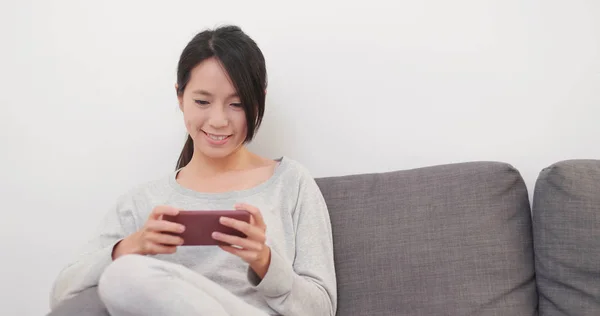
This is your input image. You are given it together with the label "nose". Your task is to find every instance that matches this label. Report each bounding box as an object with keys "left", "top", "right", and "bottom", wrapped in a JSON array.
[{"left": 207, "top": 105, "right": 229, "bottom": 128}]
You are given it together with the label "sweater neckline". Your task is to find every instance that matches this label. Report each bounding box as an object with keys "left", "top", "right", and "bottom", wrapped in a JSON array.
[{"left": 168, "top": 156, "right": 286, "bottom": 200}]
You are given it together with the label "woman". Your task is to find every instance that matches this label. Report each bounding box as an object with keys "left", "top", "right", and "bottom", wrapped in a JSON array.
[{"left": 49, "top": 25, "right": 337, "bottom": 316}]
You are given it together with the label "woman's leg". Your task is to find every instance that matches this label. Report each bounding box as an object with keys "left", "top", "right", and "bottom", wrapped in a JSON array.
[{"left": 98, "top": 254, "right": 268, "bottom": 316}]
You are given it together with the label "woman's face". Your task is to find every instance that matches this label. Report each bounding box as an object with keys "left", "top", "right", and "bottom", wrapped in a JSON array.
[{"left": 177, "top": 57, "right": 248, "bottom": 160}]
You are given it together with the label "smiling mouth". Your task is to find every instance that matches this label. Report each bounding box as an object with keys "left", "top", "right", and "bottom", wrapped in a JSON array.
[{"left": 203, "top": 131, "right": 231, "bottom": 141}]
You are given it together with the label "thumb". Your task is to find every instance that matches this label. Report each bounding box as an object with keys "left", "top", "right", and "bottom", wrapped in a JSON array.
[{"left": 150, "top": 205, "right": 180, "bottom": 220}]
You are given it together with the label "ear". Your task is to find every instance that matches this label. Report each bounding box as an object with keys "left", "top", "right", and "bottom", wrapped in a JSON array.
[{"left": 175, "top": 83, "right": 183, "bottom": 111}]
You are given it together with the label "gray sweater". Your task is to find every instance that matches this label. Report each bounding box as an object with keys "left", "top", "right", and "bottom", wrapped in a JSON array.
[{"left": 50, "top": 157, "right": 337, "bottom": 315}]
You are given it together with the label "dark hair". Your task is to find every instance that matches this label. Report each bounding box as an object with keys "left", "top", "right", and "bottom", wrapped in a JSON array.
[{"left": 175, "top": 25, "right": 267, "bottom": 170}]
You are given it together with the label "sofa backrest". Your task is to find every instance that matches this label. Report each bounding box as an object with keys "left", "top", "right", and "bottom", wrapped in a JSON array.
[
  {"left": 532, "top": 160, "right": 600, "bottom": 315},
  {"left": 316, "top": 161, "right": 538, "bottom": 316}
]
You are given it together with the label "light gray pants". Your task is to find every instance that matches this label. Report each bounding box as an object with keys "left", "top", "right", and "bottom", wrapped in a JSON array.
[{"left": 98, "top": 254, "right": 269, "bottom": 316}]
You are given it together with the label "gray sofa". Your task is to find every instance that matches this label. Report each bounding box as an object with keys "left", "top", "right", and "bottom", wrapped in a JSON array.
[{"left": 47, "top": 160, "right": 600, "bottom": 316}]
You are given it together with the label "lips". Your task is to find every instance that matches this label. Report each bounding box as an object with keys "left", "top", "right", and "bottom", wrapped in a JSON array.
[
  {"left": 202, "top": 131, "right": 232, "bottom": 144},
  {"left": 207, "top": 133, "right": 228, "bottom": 141}
]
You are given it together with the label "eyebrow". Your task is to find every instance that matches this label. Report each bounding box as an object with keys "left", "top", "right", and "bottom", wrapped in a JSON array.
[{"left": 191, "top": 90, "right": 238, "bottom": 98}]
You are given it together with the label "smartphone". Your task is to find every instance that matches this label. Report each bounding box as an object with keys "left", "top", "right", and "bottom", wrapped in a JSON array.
[{"left": 162, "top": 210, "right": 251, "bottom": 246}]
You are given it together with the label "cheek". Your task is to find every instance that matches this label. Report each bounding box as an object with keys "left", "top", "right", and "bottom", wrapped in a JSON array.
[
  {"left": 182, "top": 114, "right": 204, "bottom": 136},
  {"left": 182, "top": 111, "right": 194, "bottom": 128},
  {"left": 233, "top": 112, "right": 248, "bottom": 134}
]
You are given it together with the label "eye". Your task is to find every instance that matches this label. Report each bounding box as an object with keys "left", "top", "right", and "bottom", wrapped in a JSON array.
[
  {"left": 230, "top": 103, "right": 243, "bottom": 108},
  {"left": 194, "top": 100, "right": 209, "bottom": 106}
]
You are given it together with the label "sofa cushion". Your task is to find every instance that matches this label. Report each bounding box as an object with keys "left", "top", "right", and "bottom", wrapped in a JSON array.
[
  {"left": 316, "top": 161, "right": 537, "bottom": 316},
  {"left": 532, "top": 160, "right": 600, "bottom": 316},
  {"left": 46, "top": 287, "right": 108, "bottom": 316}
]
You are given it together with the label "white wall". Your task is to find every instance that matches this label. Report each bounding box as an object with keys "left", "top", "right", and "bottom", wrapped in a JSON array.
[{"left": 2, "top": 0, "right": 599, "bottom": 314}]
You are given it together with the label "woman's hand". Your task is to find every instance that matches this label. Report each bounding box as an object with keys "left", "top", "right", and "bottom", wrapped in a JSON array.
[
  {"left": 212, "top": 203, "right": 271, "bottom": 279},
  {"left": 112, "top": 205, "right": 186, "bottom": 259}
]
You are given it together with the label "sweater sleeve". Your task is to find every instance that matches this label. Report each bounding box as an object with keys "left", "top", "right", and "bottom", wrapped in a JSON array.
[
  {"left": 248, "top": 171, "right": 338, "bottom": 316},
  {"left": 49, "top": 194, "right": 137, "bottom": 310}
]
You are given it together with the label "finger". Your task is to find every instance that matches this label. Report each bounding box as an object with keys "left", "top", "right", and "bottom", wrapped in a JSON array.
[
  {"left": 212, "top": 231, "right": 264, "bottom": 251},
  {"left": 144, "top": 242, "right": 178, "bottom": 255},
  {"left": 147, "top": 219, "right": 186, "bottom": 234},
  {"left": 234, "top": 203, "right": 266, "bottom": 229},
  {"left": 149, "top": 205, "right": 180, "bottom": 220},
  {"left": 219, "top": 216, "right": 265, "bottom": 242},
  {"left": 219, "top": 245, "right": 261, "bottom": 262},
  {"left": 146, "top": 232, "right": 184, "bottom": 246}
]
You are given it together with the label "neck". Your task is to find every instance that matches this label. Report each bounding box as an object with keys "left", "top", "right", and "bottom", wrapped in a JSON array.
[{"left": 186, "top": 146, "right": 252, "bottom": 177}]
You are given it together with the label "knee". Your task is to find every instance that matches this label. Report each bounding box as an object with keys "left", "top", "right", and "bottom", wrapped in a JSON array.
[{"left": 98, "top": 254, "right": 155, "bottom": 309}]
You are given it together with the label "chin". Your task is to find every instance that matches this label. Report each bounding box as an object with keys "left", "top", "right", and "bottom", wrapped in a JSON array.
[
  {"left": 190, "top": 133, "right": 246, "bottom": 160},
  {"left": 195, "top": 146, "right": 243, "bottom": 160}
]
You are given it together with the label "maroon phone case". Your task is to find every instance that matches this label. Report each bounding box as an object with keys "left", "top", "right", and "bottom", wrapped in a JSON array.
[{"left": 163, "top": 210, "right": 251, "bottom": 246}]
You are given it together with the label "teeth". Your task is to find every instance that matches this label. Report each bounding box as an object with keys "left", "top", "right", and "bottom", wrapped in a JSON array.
[{"left": 207, "top": 133, "right": 228, "bottom": 141}]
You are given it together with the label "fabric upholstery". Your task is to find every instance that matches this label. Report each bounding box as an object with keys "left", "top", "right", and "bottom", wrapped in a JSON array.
[
  {"left": 532, "top": 160, "right": 600, "bottom": 316},
  {"left": 316, "top": 161, "right": 538, "bottom": 316},
  {"left": 46, "top": 287, "right": 108, "bottom": 316}
]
